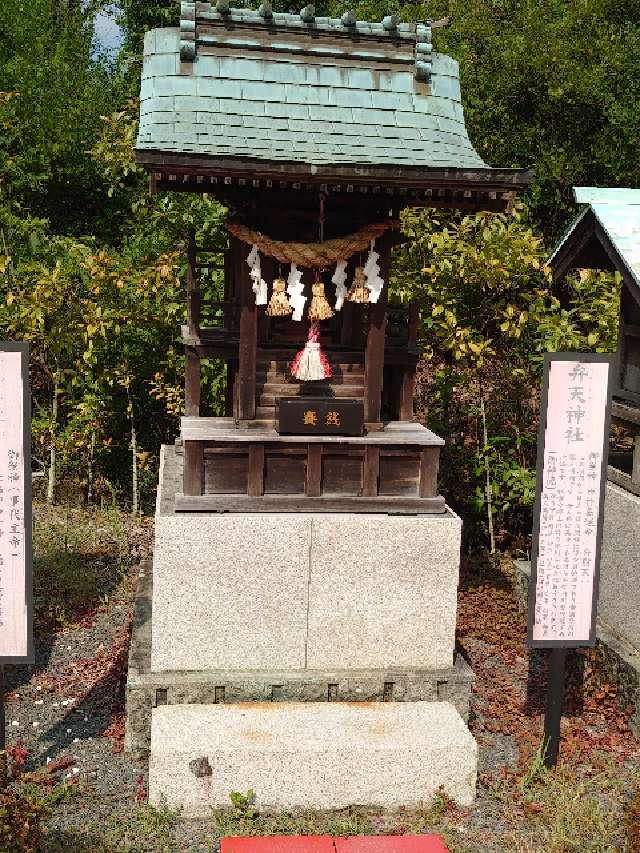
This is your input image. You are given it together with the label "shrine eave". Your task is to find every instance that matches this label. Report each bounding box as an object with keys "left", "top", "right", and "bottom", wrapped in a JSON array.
[
  {"left": 135, "top": 149, "right": 532, "bottom": 210},
  {"left": 549, "top": 187, "right": 640, "bottom": 292}
]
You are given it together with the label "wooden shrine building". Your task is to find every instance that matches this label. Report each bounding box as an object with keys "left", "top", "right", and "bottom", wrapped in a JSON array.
[
  {"left": 549, "top": 186, "right": 640, "bottom": 494},
  {"left": 135, "top": 2, "right": 531, "bottom": 513}
]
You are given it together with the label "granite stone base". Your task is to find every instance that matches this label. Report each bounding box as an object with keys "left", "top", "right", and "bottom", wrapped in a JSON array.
[
  {"left": 125, "top": 560, "right": 474, "bottom": 759},
  {"left": 148, "top": 701, "right": 478, "bottom": 814},
  {"left": 152, "top": 447, "right": 462, "bottom": 674},
  {"left": 599, "top": 482, "right": 640, "bottom": 652}
]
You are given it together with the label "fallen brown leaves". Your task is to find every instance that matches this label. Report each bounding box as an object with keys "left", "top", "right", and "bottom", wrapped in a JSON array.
[{"left": 457, "top": 554, "right": 640, "bottom": 777}]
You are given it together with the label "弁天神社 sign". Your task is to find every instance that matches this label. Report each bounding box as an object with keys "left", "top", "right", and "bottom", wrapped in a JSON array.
[
  {"left": 529, "top": 353, "right": 613, "bottom": 648},
  {"left": 0, "top": 343, "right": 32, "bottom": 663}
]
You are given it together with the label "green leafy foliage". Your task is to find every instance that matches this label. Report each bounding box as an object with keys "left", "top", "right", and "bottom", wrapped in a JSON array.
[
  {"left": 321, "top": 0, "right": 640, "bottom": 239},
  {"left": 0, "top": 0, "right": 630, "bottom": 524},
  {"left": 0, "top": 783, "right": 51, "bottom": 852},
  {"left": 393, "top": 207, "right": 619, "bottom": 542}
]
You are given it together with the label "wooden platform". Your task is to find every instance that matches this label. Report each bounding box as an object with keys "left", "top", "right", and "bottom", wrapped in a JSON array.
[{"left": 178, "top": 420, "right": 446, "bottom": 514}]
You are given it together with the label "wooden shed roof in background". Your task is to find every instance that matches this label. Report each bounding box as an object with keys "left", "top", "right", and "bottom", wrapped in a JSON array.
[
  {"left": 134, "top": 4, "right": 531, "bottom": 198},
  {"left": 548, "top": 187, "right": 640, "bottom": 290}
]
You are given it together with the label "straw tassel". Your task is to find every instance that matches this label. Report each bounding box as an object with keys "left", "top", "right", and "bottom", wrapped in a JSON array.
[
  {"left": 307, "top": 279, "right": 334, "bottom": 322},
  {"left": 290, "top": 322, "right": 332, "bottom": 381},
  {"left": 266, "top": 278, "right": 292, "bottom": 317},
  {"left": 346, "top": 266, "right": 369, "bottom": 303}
]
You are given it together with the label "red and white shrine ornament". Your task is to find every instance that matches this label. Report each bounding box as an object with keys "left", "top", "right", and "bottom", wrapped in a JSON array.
[{"left": 290, "top": 322, "right": 332, "bottom": 381}]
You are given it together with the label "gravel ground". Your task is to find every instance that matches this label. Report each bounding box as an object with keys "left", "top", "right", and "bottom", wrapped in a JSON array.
[{"left": 4, "top": 509, "right": 639, "bottom": 851}]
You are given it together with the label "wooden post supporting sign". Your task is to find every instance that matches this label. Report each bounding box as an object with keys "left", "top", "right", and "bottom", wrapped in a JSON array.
[{"left": 528, "top": 353, "right": 613, "bottom": 767}]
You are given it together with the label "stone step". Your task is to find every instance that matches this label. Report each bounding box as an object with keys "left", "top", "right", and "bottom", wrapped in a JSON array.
[{"left": 149, "top": 701, "right": 477, "bottom": 816}]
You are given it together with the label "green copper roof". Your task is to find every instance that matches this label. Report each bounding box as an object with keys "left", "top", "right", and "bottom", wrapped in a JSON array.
[
  {"left": 136, "top": 5, "right": 489, "bottom": 171},
  {"left": 549, "top": 187, "right": 640, "bottom": 288}
]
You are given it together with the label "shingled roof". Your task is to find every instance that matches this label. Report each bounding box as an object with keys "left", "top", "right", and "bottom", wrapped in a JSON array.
[{"left": 135, "top": 4, "right": 531, "bottom": 196}]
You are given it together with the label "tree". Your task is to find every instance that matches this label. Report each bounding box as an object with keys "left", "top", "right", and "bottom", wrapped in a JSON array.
[
  {"left": 321, "top": 0, "right": 640, "bottom": 239},
  {"left": 392, "top": 206, "right": 619, "bottom": 543},
  {"left": 0, "top": 0, "right": 124, "bottom": 237}
]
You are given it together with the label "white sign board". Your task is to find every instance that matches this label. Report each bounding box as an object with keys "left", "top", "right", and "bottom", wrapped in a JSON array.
[
  {"left": 0, "top": 344, "right": 32, "bottom": 663},
  {"left": 529, "top": 353, "right": 613, "bottom": 648}
]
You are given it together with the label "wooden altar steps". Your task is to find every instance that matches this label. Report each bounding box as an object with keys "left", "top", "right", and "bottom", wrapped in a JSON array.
[{"left": 255, "top": 356, "right": 366, "bottom": 422}]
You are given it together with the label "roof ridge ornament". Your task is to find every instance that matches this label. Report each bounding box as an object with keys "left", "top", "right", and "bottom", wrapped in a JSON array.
[
  {"left": 414, "top": 22, "right": 433, "bottom": 83},
  {"left": 300, "top": 5, "right": 315, "bottom": 23},
  {"left": 178, "top": 4, "right": 452, "bottom": 65},
  {"left": 180, "top": 0, "right": 196, "bottom": 61}
]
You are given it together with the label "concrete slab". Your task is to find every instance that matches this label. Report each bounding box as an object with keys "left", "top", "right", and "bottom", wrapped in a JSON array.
[
  {"left": 151, "top": 513, "right": 311, "bottom": 671},
  {"left": 148, "top": 701, "right": 477, "bottom": 815},
  {"left": 600, "top": 482, "right": 640, "bottom": 651},
  {"left": 306, "top": 514, "right": 461, "bottom": 670}
]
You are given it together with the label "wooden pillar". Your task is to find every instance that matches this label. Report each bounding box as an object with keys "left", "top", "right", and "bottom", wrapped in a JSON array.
[
  {"left": 399, "top": 365, "right": 416, "bottom": 421},
  {"left": 185, "top": 231, "right": 201, "bottom": 417},
  {"left": 419, "top": 447, "right": 440, "bottom": 497},
  {"left": 184, "top": 441, "right": 204, "bottom": 496},
  {"left": 224, "top": 360, "right": 236, "bottom": 417},
  {"left": 235, "top": 236, "right": 257, "bottom": 421},
  {"left": 248, "top": 444, "right": 265, "bottom": 496},
  {"left": 364, "top": 235, "right": 391, "bottom": 429},
  {"left": 185, "top": 348, "right": 201, "bottom": 417},
  {"left": 399, "top": 302, "right": 420, "bottom": 421},
  {"left": 362, "top": 445, "right": 380, "bottom": 496},
  {"left": 186, "top": 231, "right": 201, "bottom": 337},
  {"left": 305, "top": 444, "right": 322, "bottom": 496}
]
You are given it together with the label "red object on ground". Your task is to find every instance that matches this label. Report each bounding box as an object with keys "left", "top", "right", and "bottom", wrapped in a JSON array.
[
  {"left": 221, "top": 838, "right": 335, "bottom": 853},
  {"left": 335, "top": 837, "right": 449, "bottom": 853},
  {"left": 220, "top": 837, "right": 448, "bottom": 853}
]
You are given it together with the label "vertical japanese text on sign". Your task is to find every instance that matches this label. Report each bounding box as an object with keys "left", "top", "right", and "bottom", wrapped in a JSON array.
[
  {"left": 0, "top": 345, "right": 32, "bottom": 663},
  {"left": 529, "top": 355, "right": 612, "bottom": 648}
]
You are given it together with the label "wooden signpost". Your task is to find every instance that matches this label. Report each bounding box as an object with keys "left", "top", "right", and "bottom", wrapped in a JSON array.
[
  {"left": 0, "top": 343, "right": 33, "bottom": 783},
  {"left": 528, "top": 352, "right": 613, "bottom": 766}
]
